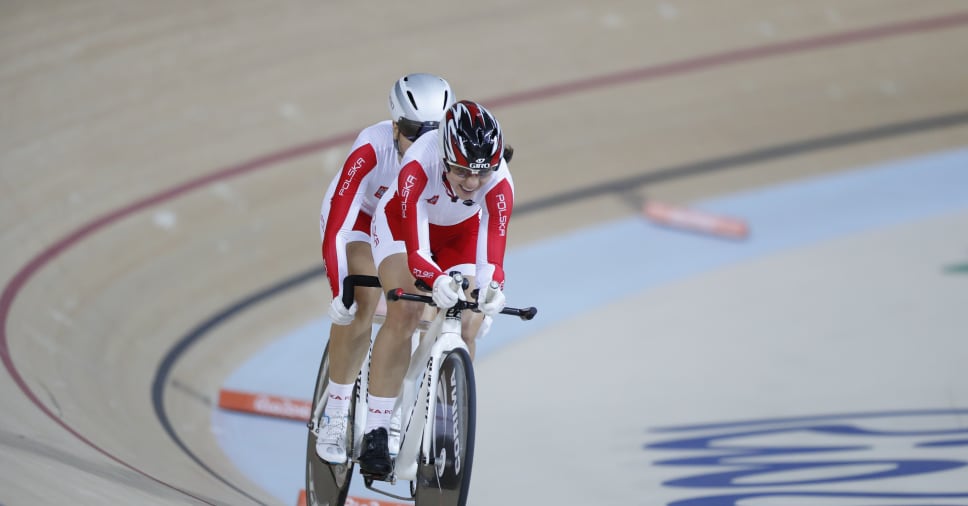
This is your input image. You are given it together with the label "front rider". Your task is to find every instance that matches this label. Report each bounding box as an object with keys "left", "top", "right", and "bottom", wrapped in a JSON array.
[{"left": 359, "top": 100, "right": 514, "bottom": 477}]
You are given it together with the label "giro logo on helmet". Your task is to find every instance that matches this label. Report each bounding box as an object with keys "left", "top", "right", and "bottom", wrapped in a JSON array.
[{"left": 469, "top": 158, "right": 490, "bottom": 169}]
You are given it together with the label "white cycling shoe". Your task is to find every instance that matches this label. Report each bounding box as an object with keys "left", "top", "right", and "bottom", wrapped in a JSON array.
[{"left": 315, "top": 414, "right": 348, "bottom": 464}]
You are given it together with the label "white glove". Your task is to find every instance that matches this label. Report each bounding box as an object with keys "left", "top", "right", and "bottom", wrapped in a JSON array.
[
  {"left": 328, "top": 297, "right": 358, "bottom": 325},
  {"left": 432, "top": 275, "right": 460, "bottom": 309},
  {"left": 477, "top": 281, "right": 506, "bottom": 317}
]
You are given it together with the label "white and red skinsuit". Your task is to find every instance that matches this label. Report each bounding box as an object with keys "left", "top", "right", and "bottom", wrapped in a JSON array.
[
  {"left": 371, "top": 129, "right": 514, "bottom": 291},
  {"left": 319, "top": 120, "right": 401, "bottom": 301}
]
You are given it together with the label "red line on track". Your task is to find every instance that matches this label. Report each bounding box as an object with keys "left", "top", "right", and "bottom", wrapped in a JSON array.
[
  {"left": 486, "top": 12, "right": 968, "bottom": 108},
  {"left": 3, "top": 11, "right": 967, "bottom": 501}
]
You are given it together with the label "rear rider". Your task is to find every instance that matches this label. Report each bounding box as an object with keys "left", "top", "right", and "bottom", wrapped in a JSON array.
[{"left": 315, "top": 73, "right": 454, "bottom": 465}]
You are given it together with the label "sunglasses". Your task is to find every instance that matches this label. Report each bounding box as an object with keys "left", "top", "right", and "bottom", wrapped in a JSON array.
[
  {"left": 396, "top": 117, "right": 438, "bottom": 142},
  {"left": 445, "top": 161, "right": 495, "bottom": 179}
]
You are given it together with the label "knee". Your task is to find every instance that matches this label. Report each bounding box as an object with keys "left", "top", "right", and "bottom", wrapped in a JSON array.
[
  {"left": 382, "top": 301, "right": 423, "bottom": 337},
  {"left": 354, "top": 288, "right": 381, "bottom": 318},
  {"left": 473, "top": 315, "right": 492, "bottom": 340},
  {"left": 461, "top": 311, "right": 483, "bottom": 335}
]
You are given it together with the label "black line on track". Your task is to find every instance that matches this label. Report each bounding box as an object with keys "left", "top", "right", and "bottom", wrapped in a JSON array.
[
  {"left": 151, "top": 268, "right": 322, "bottom": 505},
  {"left": 516, "top": 110, "right": 968, "bottom": 215}
]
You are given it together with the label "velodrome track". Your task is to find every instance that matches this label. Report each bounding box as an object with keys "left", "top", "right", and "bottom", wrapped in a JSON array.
[
  {"left": 216, "top": 154, "right": 968, "bottom": 504},
  {"left": 3, "top": 2, "right": 968, "bottom": 505}
]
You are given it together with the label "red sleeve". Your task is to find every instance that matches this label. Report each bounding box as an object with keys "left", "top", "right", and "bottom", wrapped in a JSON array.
[
  {"left": 397, "top": 161, "right": 443, "bottom": 286},
  {"left": 322, "top": 143, "right": 377, "bottom": 297},
  {"left": 482, "top": 178, "right": 513, "bottom": 287}
]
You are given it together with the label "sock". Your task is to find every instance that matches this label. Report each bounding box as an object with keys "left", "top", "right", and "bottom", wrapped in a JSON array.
[
  {"left": 364, "top": 394, "right": 396, "bottom": 432},
  {"left": 323, "top": 381, "right": 354, "bottom": 418}
]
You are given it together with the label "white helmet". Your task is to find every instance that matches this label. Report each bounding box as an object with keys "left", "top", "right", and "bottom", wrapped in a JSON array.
[{"left": 388, "top": 73, "right": 454, "bottom": 141}]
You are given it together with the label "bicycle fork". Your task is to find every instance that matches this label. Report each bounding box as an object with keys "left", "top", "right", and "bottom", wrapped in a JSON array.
[{"left": 394, "top": 309, "right": 467, "bottom": 481}]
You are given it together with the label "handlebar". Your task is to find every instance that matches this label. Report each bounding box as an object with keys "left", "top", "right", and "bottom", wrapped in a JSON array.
[
  {"left": 341, "top": 274, "right": 382, "bottom": 309},
  {"left": 340, "top": 273, "right": 537, "bottom": 321},
  {"left": 386, "top": 288, "right": 538, "bottom": 321}
]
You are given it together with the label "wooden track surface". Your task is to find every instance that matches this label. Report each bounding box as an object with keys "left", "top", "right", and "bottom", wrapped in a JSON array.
[{"left": 2, "top": 2, "right": 968, "bottom": 504}]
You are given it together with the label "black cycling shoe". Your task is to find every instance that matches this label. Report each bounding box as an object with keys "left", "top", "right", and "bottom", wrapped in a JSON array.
[{"left": 358, "top": 428, "right": 393, "bottom": 477}]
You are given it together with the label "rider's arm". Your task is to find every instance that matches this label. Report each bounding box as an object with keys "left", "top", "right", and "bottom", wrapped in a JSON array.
[
  {"left": 397, "top": 160, "right": 446, "bottom": 288},
  {"left": 321, "top": 142, "right": 378, "bottom": 299},
  {"left": 475, "top": 170, "right": 514, "bottom": 289}
]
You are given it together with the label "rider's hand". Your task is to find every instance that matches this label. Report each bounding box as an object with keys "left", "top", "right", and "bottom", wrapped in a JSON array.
[
  {"left": 477, "top": 281, "right": 506, "bottom": 317},
  {"left": 328, "top": 297, "right": 358, "bottom": 325},
  {"left": 432, "top": 275, "right": 460, "bottom": 309}
]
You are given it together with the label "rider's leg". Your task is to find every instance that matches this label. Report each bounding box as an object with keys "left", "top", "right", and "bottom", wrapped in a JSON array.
[
  {"left": 359, "top": 253, "right": 422, "bottom": 475},
  {"left": 367, "top": 252, "right": 423, "bottom": 411},
  {"left": 327, "top": 241, "right": 380, "bottom": 385},
  {"left": 385, "top": 304, "right": 433, "bottom": 457},
  {"left": 317, "top": 242, "right": 380, "bottom": 464},
  {"left": 432, "top": 225, "right": 479, "bottom": 358},
  {"left": 455, "top": 274, "right": 482, "bottom": 360},
  {"left": 461, "top": 309, "right": 486, "bottom": 360}
]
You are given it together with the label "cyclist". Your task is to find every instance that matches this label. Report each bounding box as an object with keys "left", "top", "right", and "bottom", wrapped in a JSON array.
[
  {"left": 359, "top": 100, "right": 514, "bottom": 477},
  {"left": 316, "top": 73, "right": 454, "bottom": 465}
]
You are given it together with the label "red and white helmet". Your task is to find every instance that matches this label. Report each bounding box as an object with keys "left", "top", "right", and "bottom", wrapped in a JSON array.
[{"left": 439, "top": 100, "right": 504, "bottom": 172}]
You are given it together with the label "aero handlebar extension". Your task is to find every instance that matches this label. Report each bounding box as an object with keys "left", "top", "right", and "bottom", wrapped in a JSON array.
[{"left": 339, "top": 274, "right": 537, "bottom": 321}]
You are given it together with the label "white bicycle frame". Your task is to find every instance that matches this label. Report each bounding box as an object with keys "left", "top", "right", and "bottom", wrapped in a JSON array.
[
  {"left": 392, "top": 304, "right": 466, "bottom": 480},
  {"left": 308, "top": 274, "right": 533, "bottom": 505},
  {"left": 348, "top": 291, "right": 468, "bottom": 483}
]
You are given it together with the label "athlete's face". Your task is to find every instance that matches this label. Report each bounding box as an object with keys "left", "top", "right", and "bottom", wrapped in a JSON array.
[
  {"left": 445, "top": 162, "right": 494, "bottom": 199},
  {"left": 392, "top": 123, "right": 415, "bottom": 158}
]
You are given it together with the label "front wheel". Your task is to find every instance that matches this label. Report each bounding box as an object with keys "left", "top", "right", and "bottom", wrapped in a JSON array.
[
  {"left": 415, "top": 347, "right": 476, "bottom": 506},
  {"left": 305, "top": 342, "right": 357, "bottom": 506}
]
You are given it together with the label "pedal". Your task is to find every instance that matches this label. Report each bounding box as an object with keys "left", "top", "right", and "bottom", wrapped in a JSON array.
[
  {"left": 362, "top": 473, "right": 415, "bottom": 502},
  {"left": 359, "top": 468, "right": 393, "bottom": 483}
]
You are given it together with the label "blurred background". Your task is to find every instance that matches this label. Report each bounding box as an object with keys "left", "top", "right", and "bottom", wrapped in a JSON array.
[{"left": 2, "top": 1, "right": 968, "bottom": 505}]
